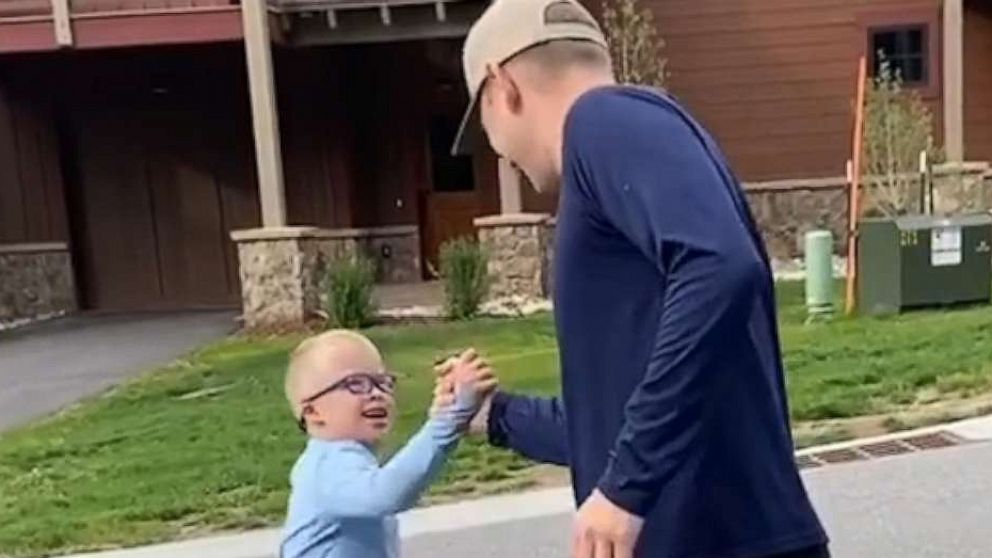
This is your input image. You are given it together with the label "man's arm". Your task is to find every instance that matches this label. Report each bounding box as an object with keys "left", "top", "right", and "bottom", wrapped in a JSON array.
[
  {"left": 485, "top": 391, "right": 570, "bottom": 466},
  {"left": 435, "top": 354, "right": 569, "bottom": 466},
  {"left": 574, "top": 91, "right": 763, "bottom": 517}
]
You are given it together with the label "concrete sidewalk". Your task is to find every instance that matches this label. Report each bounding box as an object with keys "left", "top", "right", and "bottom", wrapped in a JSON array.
[{"left": 62, "top": 415, "right": 992, "bottom": 558}]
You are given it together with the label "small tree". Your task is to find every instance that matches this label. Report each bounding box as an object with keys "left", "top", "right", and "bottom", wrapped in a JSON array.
[
  {"left": 862, "top": 56, "right": 941, "bottom": 217},
  {"left": 602, "top": 0, "right": 668, "bottom": 87}
]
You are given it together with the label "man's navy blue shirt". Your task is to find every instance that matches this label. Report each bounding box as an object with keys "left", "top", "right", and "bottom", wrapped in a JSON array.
[{"left": 488, "top": 87, "right": 827, "bottom": 558}]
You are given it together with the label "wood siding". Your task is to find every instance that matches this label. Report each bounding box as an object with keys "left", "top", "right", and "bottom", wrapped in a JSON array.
[
  {"left": 0, "top": 0, "right": 234, "bottom": 19},
  {"left": 275, "top": 39, "right": 499, "bottom": 273},
  {"left": 0, "top": 66, "right": 68, "bottom": 244},
  {"left": 58, "top": 46, "right": 258, "bottom": 310},
  {"left": 2, "top": 40, "right": 497, "bottom": 309},
  {"left": 277, "top": 47, "right": 358, "bottom": 229},
  {"left": 644, "top": 0, "right": 944, "bottom": 181},
  {"left": 347, "top": 43, "right": 433, "bottom": 228},
  {"left": 964, "top": 1, "right": 992, "bottom": 162}
]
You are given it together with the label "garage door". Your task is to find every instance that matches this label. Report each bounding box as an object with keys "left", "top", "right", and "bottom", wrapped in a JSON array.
[{"left": 63, "top": 54, "right": 259, "bottom": 311}]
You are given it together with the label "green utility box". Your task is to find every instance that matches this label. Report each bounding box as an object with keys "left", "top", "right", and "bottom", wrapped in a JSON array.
[{"left": 858, "top": 214, "right": 992, "bottom": 315}]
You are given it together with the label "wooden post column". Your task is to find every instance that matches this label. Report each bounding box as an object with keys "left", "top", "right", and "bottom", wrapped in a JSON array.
[
  {"left": 943, "top": 0, "right": 965, "bottom": 162},
  {"left": 242, "top": 0, "right": 287, "bottom": 227}
]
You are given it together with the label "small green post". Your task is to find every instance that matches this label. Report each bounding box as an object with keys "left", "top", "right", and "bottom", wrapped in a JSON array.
[{"left": 805, "top": 230, "right": 835, "bottom": 321}]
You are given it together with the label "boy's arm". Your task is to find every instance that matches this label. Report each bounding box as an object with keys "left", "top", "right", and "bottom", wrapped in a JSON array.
[
  {"left": 315, "top": 392, "right": 476, "bottom": 517},
  {"left": 485, "top": 391, "right": 570, "bottom": 466}
]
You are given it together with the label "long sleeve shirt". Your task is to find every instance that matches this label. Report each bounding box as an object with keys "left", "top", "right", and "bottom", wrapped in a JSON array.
[
  {"left": 281, "top": 394, "right": 475, "bottom": 558},
  {"left": 488, "top": 86, "right": 828, "bottom": 558}
]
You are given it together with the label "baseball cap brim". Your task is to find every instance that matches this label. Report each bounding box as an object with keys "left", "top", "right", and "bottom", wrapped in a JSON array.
[
  {"left": 451, "top": 90, "right": 482, "bottom": 156},
  {"left": 452, "top": 0, "right": 607, "bottom": 156}
]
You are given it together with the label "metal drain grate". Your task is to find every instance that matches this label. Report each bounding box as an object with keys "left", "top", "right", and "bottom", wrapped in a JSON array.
[
  {"left": 797, "top": 429, "right": 967, "bottom": 470},
  {"left": 814, "top": 448, "right": 867, "bottom": 464},
  {"left": 858, "top": 440, "right": 915, "bottom": 458},
  {"left": 902, "top": 432, "right": 963, "bottom": 450},
  {"left": 795, "top": 455, "right": 823, "bottom": 470}
]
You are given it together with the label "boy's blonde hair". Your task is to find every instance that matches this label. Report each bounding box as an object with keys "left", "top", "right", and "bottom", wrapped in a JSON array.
[{"left": 285, "top": 329, "right": 382, "bottom": 419}]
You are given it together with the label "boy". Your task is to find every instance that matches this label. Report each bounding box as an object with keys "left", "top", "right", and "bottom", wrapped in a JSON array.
[{"left": 281, "top": 330, "right": 495, "bottom": 558}]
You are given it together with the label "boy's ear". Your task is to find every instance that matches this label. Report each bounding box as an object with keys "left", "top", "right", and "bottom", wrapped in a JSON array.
[{"left": 302, "top": 403, "right": 320, "bottom": 424}]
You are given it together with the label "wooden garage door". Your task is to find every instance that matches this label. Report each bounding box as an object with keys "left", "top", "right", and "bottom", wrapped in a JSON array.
[{"left": 63, "top": 59, "right": 258, "bottom": 311}]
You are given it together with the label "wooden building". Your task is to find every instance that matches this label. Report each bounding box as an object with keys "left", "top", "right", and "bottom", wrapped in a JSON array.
[{"left": 0, "top": 0, "right": 990, "bottom": 319}]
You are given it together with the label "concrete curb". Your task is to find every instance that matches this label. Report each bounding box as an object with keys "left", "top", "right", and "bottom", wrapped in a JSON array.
[
  {"left": 64, "top": 415, "right": 992, "bottom": 558},
  {"left": 795, "top": 415, "right": 992, "bottom": 457}
]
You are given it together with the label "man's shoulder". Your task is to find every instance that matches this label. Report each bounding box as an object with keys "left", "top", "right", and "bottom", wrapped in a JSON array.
[
  {"left": 565, "top": 86, "right": 696, "bottom": 152},
  {"left": 569, "top": 86, "right": 681, "bottom": 125}
]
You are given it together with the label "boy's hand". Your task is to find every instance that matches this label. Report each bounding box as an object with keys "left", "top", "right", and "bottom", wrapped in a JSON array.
[
  {"left": 428, "top": 381, "right": 456, "bottom": 420},
  {"left": 431, "top": 349, "right": 498, "bottom": 428}
]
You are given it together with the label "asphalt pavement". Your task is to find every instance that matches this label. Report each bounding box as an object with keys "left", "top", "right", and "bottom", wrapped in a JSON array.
[
  {"left": 0, "top": 311, "right": 235, "bottom": 430},
  {"left": 405, "top": 441, "right": 992, "bottom": 558}
]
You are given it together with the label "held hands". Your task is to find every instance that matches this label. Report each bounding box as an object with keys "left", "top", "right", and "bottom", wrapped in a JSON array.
[
  {"left": 573, "top": 489, "right": 644, "bottom": 558},
  {"left": 429, "top": 349, "right": 497, "bottom": 423},
  {"left": 432, "top": 352, "right": 643, "bottom": 558},
  {"left": 432, "top": 354, "right": 644, "bottom": 558}
]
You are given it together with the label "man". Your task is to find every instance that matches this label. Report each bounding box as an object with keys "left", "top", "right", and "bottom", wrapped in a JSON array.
[{"left": 439, "top": 0, "right": 829, "bottom": 557}]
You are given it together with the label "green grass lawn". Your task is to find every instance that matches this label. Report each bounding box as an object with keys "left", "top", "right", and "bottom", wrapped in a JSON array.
[{"left": 3, "top": 282, "right": 992, "bottom": 556}]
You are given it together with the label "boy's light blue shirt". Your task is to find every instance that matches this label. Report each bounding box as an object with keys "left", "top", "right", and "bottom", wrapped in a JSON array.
[{"left": 280, "top": 393, "right": 476, "bottom": 558}]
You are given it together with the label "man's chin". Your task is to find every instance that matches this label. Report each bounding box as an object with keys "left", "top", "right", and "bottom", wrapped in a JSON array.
[
  {"left": 524, "top": 171, "right": 560, "bottom": 196},
  {"left": 532, "top": 179, "right": 561, "bottom": 196}
]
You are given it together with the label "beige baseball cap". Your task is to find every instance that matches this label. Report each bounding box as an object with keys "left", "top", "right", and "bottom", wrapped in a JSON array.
[{"left": 450, "top": 0, "right": 607, "bottom": 155}]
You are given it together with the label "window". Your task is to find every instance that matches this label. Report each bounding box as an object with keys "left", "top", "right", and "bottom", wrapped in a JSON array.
[{"left": 869, "top": 25, "right": 929, "bottom": 86}]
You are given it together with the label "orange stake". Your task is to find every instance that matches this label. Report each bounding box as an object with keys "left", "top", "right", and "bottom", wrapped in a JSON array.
[{"left": 845, "top": 56, "right": 868, "bottom": 316}]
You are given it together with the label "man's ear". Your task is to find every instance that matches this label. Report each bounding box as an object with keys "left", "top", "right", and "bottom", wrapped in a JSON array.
[
  {"left": 484, "top": 63, "right": 498, "bottom": 86},
  {"left": 490, "top": 64, "right": 523, "bottom": 113}
]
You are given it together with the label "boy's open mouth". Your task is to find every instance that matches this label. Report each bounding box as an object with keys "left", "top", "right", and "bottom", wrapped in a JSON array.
[{"left": 361, "top": 408, "right": 389, "bottom": 420}]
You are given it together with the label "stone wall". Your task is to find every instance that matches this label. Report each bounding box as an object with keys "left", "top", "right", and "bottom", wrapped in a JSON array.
[
  {"left": 930, "top": 162, "right": 992, "bottom": 215},
  {"left": 477, "top": 163, "right": 992, "bottom": 302},
  {"left": 351, "top": 226, "right": 420, "bottom": 284},
  {"left": 744, "top": 179, "right": 849, "bottom": 259},
  {"left": 743, "top": 162, "right": 992, "bottom": 260},
  {"left": 475, "top": 214, "right": 552, "bottom": 301},
  {"left": 231, "top": 226, "right": 421, "bottom": 330},
  {"left": 232, "top": 229, "right": 318, "bottom": 330},
  {"left": 544, "top": 219, "right": 556, "bottom": 297},
  {"left": 0, "top": 243, "right": 77, "bottom": 326}
]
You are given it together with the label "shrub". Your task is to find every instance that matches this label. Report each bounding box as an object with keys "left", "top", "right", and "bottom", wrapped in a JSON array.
[
  {"left": 440, "top": 237, "right": 489, "bottom": 320},
  {"left": 325, "top": 255, "right": 376, "bottom": 329},
  {"left": 862, "top": 55, "right": 942, "bottom": 217}
]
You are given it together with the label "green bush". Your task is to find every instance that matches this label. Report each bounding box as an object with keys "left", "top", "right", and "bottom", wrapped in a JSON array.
[
  {"left": 440, "top": 237, "right": 489, "bottom": 320},
  {"left": 325, "top": 255, "right": 376, "bottom": 329}
]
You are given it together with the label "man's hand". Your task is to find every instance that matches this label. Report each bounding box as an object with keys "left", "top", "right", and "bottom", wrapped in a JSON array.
[
  {"left": 432, "top": 349, "right": 497, "bottom": 430},
  {"left": 573, "top": 489, "right": 644, "bottom": 558},
  {"left": 429, "top": 349, "right": 497, "bottom": 419}
]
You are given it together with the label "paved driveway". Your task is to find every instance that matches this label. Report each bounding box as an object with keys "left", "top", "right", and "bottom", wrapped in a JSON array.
[{"left": 0, "top": 311, "right": 236, "bottom": 431}]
